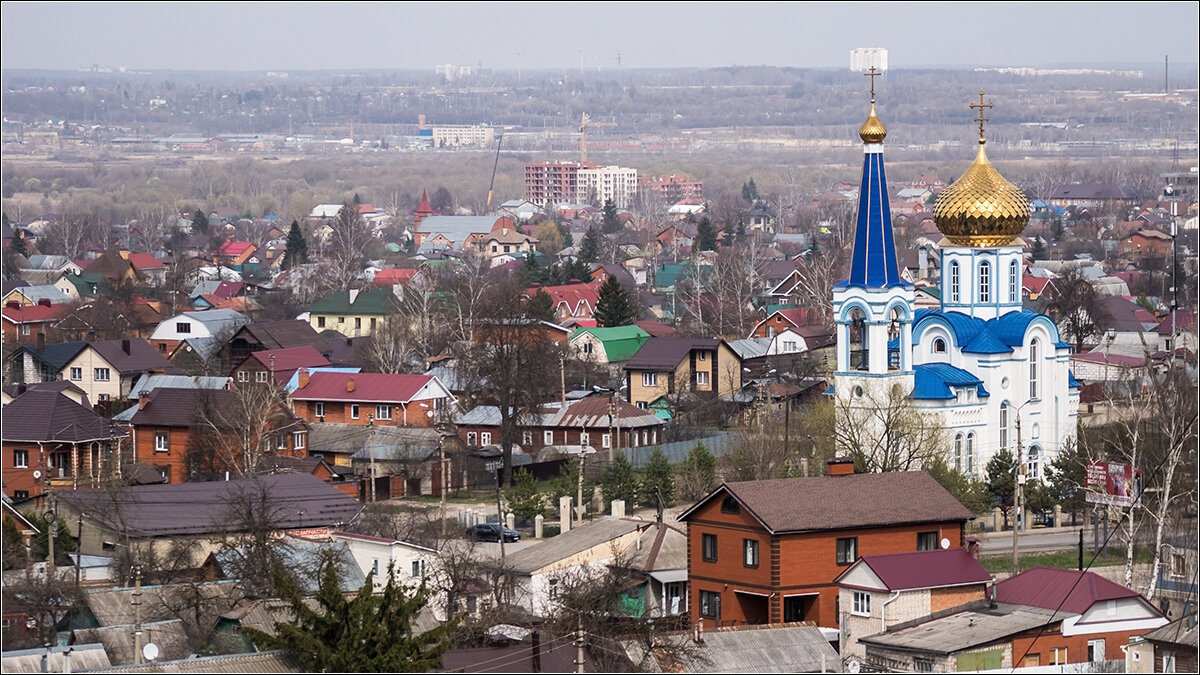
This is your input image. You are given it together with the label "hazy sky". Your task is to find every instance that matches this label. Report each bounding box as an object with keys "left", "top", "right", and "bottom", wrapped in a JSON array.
[{"left": 3, "top": 2, "right": 1197, "bottom": 73}]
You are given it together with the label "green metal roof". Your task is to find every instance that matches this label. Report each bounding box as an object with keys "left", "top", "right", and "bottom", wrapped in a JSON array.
[
  {"left": 571, "top": 325, "right": 651, "bottom": 361},
  {"left": 308, "top": 287, "right": 397, "bottom": 315}
]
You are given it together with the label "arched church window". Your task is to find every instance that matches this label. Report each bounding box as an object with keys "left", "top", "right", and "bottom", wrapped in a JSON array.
[
  {"left": 933, "top": 338, "right": 947, "bottom": 354},
  {"left": 1008, "top": 260, "right": 1019, "bottom": 303},
  {"left": 849, "top": 307, "right": 868, "bottom": 371},
  {"left": 954, "top": 434, "right": 964, "bottom": 472},
  {"left": 979, "top": 261, "right": 991, "bottom": 303},
  {"left": 965, "top": 433, "right": 975, "bottom": 474},
  {"left": 999, "top": 402, "right": 1009, "bottom": 449},
  {"left": 950, "top": 262, "right": 960, "bottom": 302},
  {"left": 1026, "top": 446, "right": 1040, "bottom": 480},
  {"left": 1029, "top": 338, "right": 1040, "bottom": 399}
]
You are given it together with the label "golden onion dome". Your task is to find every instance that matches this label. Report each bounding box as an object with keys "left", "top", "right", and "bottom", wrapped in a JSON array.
[
  {"left": 859, "top": 102, "right": 887, "bottom": 143},
  {"left": 933, "top": 137, "right": 1031, "bottom": 246}
]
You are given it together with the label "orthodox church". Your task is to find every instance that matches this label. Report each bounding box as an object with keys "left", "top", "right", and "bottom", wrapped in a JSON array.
[{"left": 832, "top": 78, "right": 1079, "bottom": 480}]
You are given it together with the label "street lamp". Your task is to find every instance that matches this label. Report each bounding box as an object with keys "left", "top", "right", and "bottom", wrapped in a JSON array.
[{"left": 1011, "top": 399, "right": 1035, "bottom": 575}]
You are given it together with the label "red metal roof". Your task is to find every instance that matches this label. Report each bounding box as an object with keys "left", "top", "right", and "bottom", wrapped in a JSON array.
[
  {"left": 996, "top": 566, "right": 1144, "bottom": 615},
  {"left": 126, "top": 252, "right": 166, "bottom": 270},
  {"left": 1, "top": 303, "right": 68, "bottom": 324},
  {"left": 848, "top": 548, "right": 992, "bottom": 591},
  {"left": 291, "top": 371, "right": 440, "bottom": 403},
  {"left": 249, "top": 346, "right": 332, "bottom": 383}
]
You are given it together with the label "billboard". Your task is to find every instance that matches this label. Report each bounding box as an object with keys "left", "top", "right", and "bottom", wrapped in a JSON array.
[{"left": 1085, "top": 461, "right": 1136, "bottom": 507}]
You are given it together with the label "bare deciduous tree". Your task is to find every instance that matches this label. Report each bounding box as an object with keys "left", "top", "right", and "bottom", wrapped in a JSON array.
[{"left": 835, "top": 385, "right": 947, "bottom": 473}]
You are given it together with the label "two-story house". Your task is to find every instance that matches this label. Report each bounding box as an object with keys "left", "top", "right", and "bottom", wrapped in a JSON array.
[
  {"left": 624, "top": 337, "right": 742, "bottom": 416},
  {"left": 835, "top": 546, "right": 992, "bottom": 660},
  {"left": 330, "top": 531, "right": 439, "bottom": 595},
  {"left": 230, "top": 346, "right": 331, "bottom": 388},
  {"left": 307, "top": 287, "right": 397, "bottom": 338},
  {"left": 60, "top": 338, "right": 176, "bottom": 410},
  {"left": 148, "top": 308, "right": 250, "bottom": 356},
  {"left": 677, "top": 458, "right": 973, "bottom": 629},
  {"left": 290, "top": 370, "right": 455, "bottom": 428}
]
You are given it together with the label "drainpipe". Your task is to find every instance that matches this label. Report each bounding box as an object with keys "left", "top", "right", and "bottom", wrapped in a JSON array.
[{"left": 881, "top": 590, "right": 901, "bottom": 632}]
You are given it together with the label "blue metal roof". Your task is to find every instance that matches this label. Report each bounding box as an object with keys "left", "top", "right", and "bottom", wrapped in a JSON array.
[
  {"left": 990, "top": 310, "right": 1042, "bottom": 347},
  {"left": 846, "top": 150, "right": 906, "bottom": 289},
  {"left": 1068, "top": 370, "right": 1082, "bottom": 388},
  {"left": 912, "top": 363, "right": 990, "bottom": 400},
  {"left": 962, "top": 329, "right": 1012, "bottom": 355}
]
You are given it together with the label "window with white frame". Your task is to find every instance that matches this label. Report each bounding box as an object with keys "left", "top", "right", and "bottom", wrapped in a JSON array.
[
  {"left": 480, "top": 432, "right": 492, "bottom": 446},
  {"left": 1009, "top": 260, "right": 1019, "bottom": 302},
  {"left": 836, "top": 537, "right": 857, "bottom": 565},
  {"left": 699, "top": 590, "right": 720, "bottom": 618},
  {"left": 743, "top": 539, "right": 759, "bottom": 567},
  {"left": 852, "top": 591, "right": 871, "bottom": 616},
  {"left": 601, "top": 434, "right": 611, "bottom": 448},
  {"left": 579, "top": 432, "right": 589, "bottom": 447},
  {"left": 522, "top": 431, "right": 533, "bottom": 445},
  {"left": 1049, "top": 647, "right": 1067, "bottom": 665},
  {"left": 544, "top": 430, "right": 554, "bottom": 445},
  {"left": 641, "top": 372, "right": 658, "bottom": 387},
  {"left": 965, "top": 433, "right": 975, "bottom": 474},
  {"left": 1029, "top": 338, "right": 1040, "bottom": 399},
  {"left": 696, "top": 371, "right": 710, "bottom": 386},
  {"left": 155, "top": 432, "right": 169, "bottom": 452},
  {"left": 376, "top": 405, "right": 391, "bottom": 420},
  {"left": 350, "top": 404, "right": 360, "bottom": 420},
  {"left": 237, "top": 371, "right": 249, "bottom": 382},
  {"left": 637, "top": 401, "right": 648, "bottom": 409},
  {"left": 1087, "top": 639, "right": 1105, "bottom": 662},
  {"left": 979, "top": 261, "right": 991, "bottom": 302},
  {"left": 782, "top": 340, "right": 798, "bottom": 352},
  {"left": 411, "top": 559, "right": 426, "bottom": 577},
  {"left": 315, "top": 402, "right": 325, "bottom": 418},
  {"left": 276, "top": 433, "right": 287, "bottom": 450},
  {"left": 1027, "top": 446, "right": 1040, "bottom": 481},
  {"left": 950, "top": 262, "right": 960, "bottom": 302},
  {"left": 549, "top": 578, "right": 559, "bottom": 600},
  {"left": 698, "top": 351, "right": 707, "bottom": 361},
  {"left": 467, "top": 432, "right": 478, "bottom": 446},
  {"left": 293, "top": 432, "right": 306, "bottom": 449},
  {"left": 70, "top": 367, "right": 82, "bottom": 381},
  {"left": 999, "top": 402, "right": 1010, "bottom": 449},
  {"left": 176, "top": 322, "right": 191, "bottom": 333},
  {"left": 94, "top": 367, "right": 111, "bottom": 381},
  {"left": 256, "top": 371, "right": 268, "bottom": 383},
  {"left": 13, "top": 449, "right": 28, "bottom": 468},
  {"left": 933, "top": 338, "right": 947, "bottom": 354}
]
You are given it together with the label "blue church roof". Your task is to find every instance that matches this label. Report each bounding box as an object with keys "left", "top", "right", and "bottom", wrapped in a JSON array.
[
  {"left": 1068, "top": 370, "right": 1082, "bottom": 388},
  {"left": 990, "top": 310, "right": 1045, "bottom": 347},
  {"left": 962, "top": 329, "right": 1011, "bottom": 355},
  {"left": 846, "top": 148, "right": 907, "bottom": 289},
  {"left": 915, "top": 309, "right": 1061, "bottom": 354},
  {"left": 912, "top": 363, "right": 990, "bottom": 400}
]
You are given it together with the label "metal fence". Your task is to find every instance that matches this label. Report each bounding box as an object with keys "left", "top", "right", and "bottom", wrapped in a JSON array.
[{"left": 618, "top": 430, "right": 740, "bottom": 469}]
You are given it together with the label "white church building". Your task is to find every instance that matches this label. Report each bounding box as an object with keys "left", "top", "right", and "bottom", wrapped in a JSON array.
[{"left": 831, "top": 84, "right": 1079, "bottom": 480}]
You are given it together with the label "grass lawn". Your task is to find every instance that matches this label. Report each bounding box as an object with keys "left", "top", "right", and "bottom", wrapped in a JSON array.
[{"left": 979, "top": 548, "right": 1156, "bottom": 575}]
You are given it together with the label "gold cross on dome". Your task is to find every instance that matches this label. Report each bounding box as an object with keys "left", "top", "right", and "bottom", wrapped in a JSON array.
[
  {"left": 864, "top": 66, "right": 879, "bottom": 102},
  {"left": 970, "top": 91, "right": 993, "bottom": 139}
]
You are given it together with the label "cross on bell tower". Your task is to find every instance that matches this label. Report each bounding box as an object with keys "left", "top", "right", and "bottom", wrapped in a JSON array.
[{"left": 970, "top": 91, "right": 993, "bottom": 142}]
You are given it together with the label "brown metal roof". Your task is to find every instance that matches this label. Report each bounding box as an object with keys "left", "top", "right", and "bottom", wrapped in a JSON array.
[
  {"left": 128, "top": 387, "right": 239, "bottom": 428},
  {"left": 1, "top": 390, "right": 125, "bottom": 443},
  {"left": 624, "top": 336, "right": 722, "bottom": 371},
  {"left": 90, "top": 338, "right": 174, "bottom": 374},
  {"left": 679, "top": 472, "right": 972, "bottom": 534}
]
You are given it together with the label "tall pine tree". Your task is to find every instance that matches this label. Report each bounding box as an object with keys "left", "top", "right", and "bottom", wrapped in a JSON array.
[
  {"left": 578, "top": 225, "right": 601, "bottom": 263},
  {"left": 594, "top": 274, "right": 637, "bottom": 327},
  {"left": 601, "top": 199, "right": 622, "bottom": 234},
  {"left": 283, "top": 220, "right": 309, "bottom": 270},
  {"left": 191, "top": 209, "right": 209, "bottom": 234},
  {"left": 695, "top": 217, "right": 717, "bottom": 251}
]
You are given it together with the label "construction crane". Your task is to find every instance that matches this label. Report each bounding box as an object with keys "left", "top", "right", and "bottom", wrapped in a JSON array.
[
  {"left": 579, "top": 112, "right": 615, "bottom": 163},
  {"left": 486, "top": 134, "right": 503, "bottom": 210}
]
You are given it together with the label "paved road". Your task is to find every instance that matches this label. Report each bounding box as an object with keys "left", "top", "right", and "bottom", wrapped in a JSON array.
[{"left": 978, "top": 527, "right": 1100, "bottom": 555}]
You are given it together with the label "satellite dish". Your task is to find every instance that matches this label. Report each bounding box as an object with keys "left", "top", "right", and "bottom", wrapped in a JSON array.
[
  {"left": 941, "top": 538, "right": 951, "bottom": 549},
  {"left": 846, "top": 657, "right": 862, "bottom": 674},
  {"left": 142, "top": 643, "right": 159, "bottom": 661},
  {"left": 32, "top": 470, "right": 41, "bottom": 480}
]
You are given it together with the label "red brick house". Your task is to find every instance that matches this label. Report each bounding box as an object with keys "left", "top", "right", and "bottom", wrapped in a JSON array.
[
  {"left": 230, "top": 346, "right": 331, "bottom": 387},
  {"left": 677, "top": 460, "right": 973, "bottom": 629},
  {"left": 290, "top": 370, "right": 455, "bottom": 428}
]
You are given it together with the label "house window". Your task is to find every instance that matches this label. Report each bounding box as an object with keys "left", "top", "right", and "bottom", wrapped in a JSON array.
[
  {"left": 1009, "top": 260, "right": 1019, "bottom": 303},
  {"left": 743, "top": 539, "right": 759, "bottom": 568},
  {"left": 702, "top": 533, "right": 717, "bottom": 562},
  {"left": 1049, "top": 647, "right": 1068, "bottom": 665},
  {"left": 1163, "top": 650, "right": 1176, "bottom": 673},
  {"left": 13, "top": 450, "right": 28, "bottom": 468},
  {"left": 1087, "top": 639, "right": 1105, "bottom": 662},
  {"left": 350, "top": 404, "right": 360, "bottom": 420},
  {"left": 979, "top": 261, "right": 991, "bottom": 302},
  {"left": 698, "top": 351, "right": 707, "bottom": 361},
  {"left": 317, "top": 316, "right": 326, "bottom": 328},
  {"left": 1171, "top": 553, "right": 1186, "bottom": 577},
  {"left": 94, "top": 367, "right": 111, "bottom": 381},
  {"left": 999, "top": 402, "right": 1010, "bottom": 449},
  {"left": 522, "top": 431, "right": 533, "bottom": 446},
  {"left": 411, "top": 560, "right": 425, "bottom": 577},
  {"left": 544, "top": 431, "right": 554, "bottom": 445},
  {"left": 721, "top": 497, "right": 740, "bottom": 514},
  {"left": 914, "top": 658, "right": 934, "bottom": 672},
  {"left": 579, "top": 432, "right": 589, "bottom": 447},
  {"left": 1027, "top": 446, "right": 1040, "bottom": 481},
  {"left": 965, "top": 433, "right": 975, "bottom": 474},
  {"left": 338, "top": 316, "right": 345, "bottom": 324},
  {"left": 642, "top": 372, "right": 658, "bottom": 387},
  {"left": 582, "top": 342, "right": 593, "bottom": 354},
  {"left": 372, "top": 558, "right": 379, "bottom": 576},
  {"left": 695, "top": 371, "right": 709, "bottom": 386},
  {"left": 480, "top": 432, "right": 492, "bottom": 446},
  {"left": 376, "top": 405, "right": 391, "bottom": 420},
  {"left": 950, "top": 262, "right": 960, "bottom": 302},
  {"left": 601, "top": 434, "right": 611, "bottom": 448},
  {"left": 836, "top": 537, "right": 858, "bottom": 565},
  {"left": 256, "top": 371, "right": 268, "bottom": 383},
  {"left": 548, "top": 578, "right": 559, "bottom": 600},
  {"left": 69, "top": 367, "right": 82, "bottom": 381},
  {"left": 917, "top": 531, "right": 938, "bottom": 551},
  {"left": 293, "top": 432, "right": 305, "bottom": 449},
  {"left": 932, "top": 338, "right": 946, "bottom": 354},
  {"left": 852, "top": 591, "right": 871, "bottom": 616},
  {"left": 154, "top": 432, "right": 169, "bottom": 452},
  {"left": 782, "top": 340, "right": 798, "bottom": 352},
  {"left": 467, "top": 432, "right": 478, "bottom": 446},
  {"left": 176, "top": 322, "right": 191, "bottom": 333},
  {"left": 315, "top": 402, "right": 325, "bottom": 418},
  {"left": 699, "top": 590, "right": 720, "bottom": 619},
  {"left": 237, "top": 371, "right": 249, "bottom": 382},
  {"left": 1029, "top": 338, "right": 1040, "bottom": 399},
  {"left": 13, "top": 490, "right": 28, "bottom": 500},
  {"left": 355, "top": 317, "right": 362, "bottom": 330},
  {"left": 276, "top": 434, "right": 288, "bottom": 450}
]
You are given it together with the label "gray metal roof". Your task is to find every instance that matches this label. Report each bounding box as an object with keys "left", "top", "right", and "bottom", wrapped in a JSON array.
[
  {"left": 73, "top": 619, "right": 191, "bottom": 666},
  {"left": 94, "top": 649, "right": 302, "bottom": 673},
  {"left": 727, "top": 337, "right": 771, "bottom": 360},
  {"left": 858, "top": 604, "right": 1061, "bottom": 654},
  {"left": 1, "top": 643, "right": 111, "bottom": 673},
  {"left": 126, "top": 374, "right": 232, "bottom": 399},
  {"left": 307, "top": 423, "right": 440, "bottom": 462},
  {"left": 502, "top": 517, "right": 644, "bottom": 575},
  {"left": 622, "top": 623, "right": 841, "bottom": 673}
]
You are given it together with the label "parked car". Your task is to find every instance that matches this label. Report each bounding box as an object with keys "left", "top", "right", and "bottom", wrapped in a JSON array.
[{"left": 466, "top": 522, "right": 520, "bottom": 543}]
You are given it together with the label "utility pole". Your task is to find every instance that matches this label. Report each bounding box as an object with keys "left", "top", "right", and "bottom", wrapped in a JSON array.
[
  {"left": 439, "top": 426, "right": 448, "bottom": 542},
  {"left": 607, "top": 394, "right": 615, "bottom": 464},
  {"left": 44, "top": 501, "right": 56, "bottom": 578},
  {"left": 76, "top": 512, "right": 84, "bottom": 589},
  {"left": 574, "top": 614, "right": 586, "bottom": 673},
  {"left": 367, "top": 414, "right": 376, "bottom": 503},
  {"left": 1012, "top": 415, "right": 1026, "bottom": 575},
  {"left": 132, "top": 564, "right": 144, "bottom": 665}
]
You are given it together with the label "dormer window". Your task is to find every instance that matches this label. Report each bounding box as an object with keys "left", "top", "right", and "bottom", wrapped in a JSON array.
[{"left": 721, "top": 497, "right": 740, "bottom": 514}]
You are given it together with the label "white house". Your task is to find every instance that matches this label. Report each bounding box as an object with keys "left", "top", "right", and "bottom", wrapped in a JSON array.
[
  {"left": 330, "top": 531, "right": 438, "bottom": 595},
  {"left": 148, "top": 308, "right": 249, "bottom": 351}
]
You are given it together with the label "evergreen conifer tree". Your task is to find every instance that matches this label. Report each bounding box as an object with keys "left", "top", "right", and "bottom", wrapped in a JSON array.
[
  {"left": 593, "top": 274, "right": 637, "bottom": 327},
  {"left": 578, "top": 225, "right": 601, "bottom": 263},
  {"left": 640, "top": 447, "right": 676, "bottom": 508},
  {"left": 695, "top": 218, "right": 718, "bottom": 251},
  {"left": 283, "top": 220, "right": 309, "bottom": 269},
  {"left": 191, "top": 209, "right": 209, "bottom": 234}
]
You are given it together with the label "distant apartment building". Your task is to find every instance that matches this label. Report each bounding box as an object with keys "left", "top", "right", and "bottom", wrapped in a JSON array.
[
  {"left": 525, "top": 161, "right": 639, "bottom": 208},
  {"left": 638, "top": 173, "right": 705, "bottom": 205},
  {"left": 429, "top": 125, "right": 495, "bottom": 149}
]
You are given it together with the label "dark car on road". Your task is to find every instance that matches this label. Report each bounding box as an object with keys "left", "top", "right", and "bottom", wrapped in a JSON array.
[{"left": 465, "top": 523, "right": 520, "bottom": 543}]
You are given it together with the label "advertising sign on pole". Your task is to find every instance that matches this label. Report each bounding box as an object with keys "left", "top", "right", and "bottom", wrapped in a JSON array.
[{"left": 1085, "top": 461, "right": 1136, "bottom": 507}]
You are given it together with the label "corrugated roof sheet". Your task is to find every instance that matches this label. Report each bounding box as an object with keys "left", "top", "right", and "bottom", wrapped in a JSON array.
[
  {"left": 291, "top": 371, "right": 442, "bottom": 404},
  {"left": 859, "top": 604, "right": 1060, "bottom": 654},
  {"left": 622, "top": 623, "right": 840, "bottom": 673},
  {"left": 1, "top": 390, "right": 125, "bottom": 443},
  {"left": 625, "top": 337, "right": 721, "bottom": 371},
  {"left": 846, "top": 548, "right": 992, "bottom": 591},
  {"left": 996, "top": 566, "right": 1143, "bottom": 615},
  {"left": 502, "top": 517, "right": 643, "bottom": 575}
]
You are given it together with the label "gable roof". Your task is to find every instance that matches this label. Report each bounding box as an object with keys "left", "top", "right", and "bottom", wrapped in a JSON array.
[
  {"left": 290, "top": 371, "right": 446, "bottom": 404},
  {"left": 89, "top": 338, "right": 174, "bottom": 374},
  {"left": 126, "top": 373, "right": 232, "bottom": 399},
  {"left": 232, "top": 319, "right": 326, "bottom": 351},
  {"left": 247, "top": 346, "right": 332, "bottom": 382},
  {"left": 570, "top": 325, "right": 651, "bottom": 361},
  {"left": 1, "top": 390, "right": 125, "bottom": 443},
  {"left": 127, "top": 387, "right": 239, "bottom": 427},
  {"left": 625, "top": 337, "right": 723, "bottom": 371},
  {"left": 12, "top": 340, "right": 90, "bottom": 370},
  {"left": 836, "top": 548, "right": 992, "bottom": 591},
  {"left": 679, "top": 471, "right": 972, "bottom": 534},
  {"left": 996, "top": 566, "right": 1146, "bottom": 615},
  {"left": 308, "top": 287, "right": 397, "bottom": 315},
  {"left": 56, "top": 473, "right": 362, "bottom": 537},
  {"left": 502, "top": 517, "right": 643, "bottom": 575}
]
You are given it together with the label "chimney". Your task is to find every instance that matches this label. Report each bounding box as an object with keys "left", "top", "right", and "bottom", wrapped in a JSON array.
[
  {"left": 966, "top": 536, "right": 980, "bottom": 560},
  {"left": 918, "top": 245, "right": 929, "bottom": 280},
  {"left": 348, "top": 288, "right": 360, "bottom": 305},
  {"left": 37, "top": 332, "right": 46, "bottom": 349},
  {"left": 827, "top": 456, "right": 855, "bottom": 476},
  {"left": 298, "top": 368, "right": 310, "bottom": 389},
  {"left": 138, "top": 390, "right": 150, "bottom": 410},
  {"left": 37, "top": 298, "right": 51, "bottom": 307},
  {"left": 346, "top": 378, "right": 355, "bottom": 393},
  {"left": 121, "top": 339, "right": 131, "bottom": 355}
]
